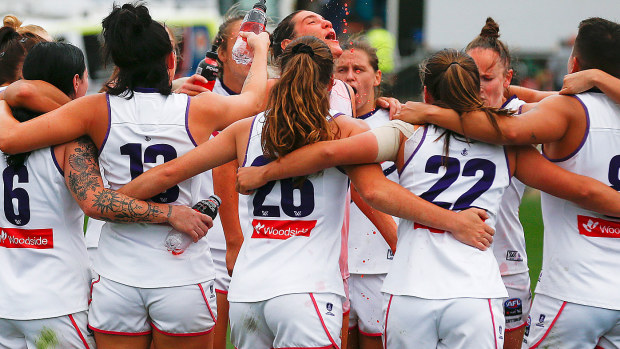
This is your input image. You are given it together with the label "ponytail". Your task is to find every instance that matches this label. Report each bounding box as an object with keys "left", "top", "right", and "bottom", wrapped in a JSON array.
[{"left": 262, "top": 36, "right": 336, "bottom": 161}]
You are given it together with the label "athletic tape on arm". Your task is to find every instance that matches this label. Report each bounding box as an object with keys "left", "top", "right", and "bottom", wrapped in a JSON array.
[{"left": 370, "top": 120, "right": 417, "bottom": 162}]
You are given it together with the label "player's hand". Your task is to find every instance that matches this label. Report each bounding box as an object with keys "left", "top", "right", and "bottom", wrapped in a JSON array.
[
  {"left": 226, "top": 243, "right": 242, "bottom": 276},
  {"left": 236, "top": 166, "right": 268, "bottom": 195},
  {"left": 168, "top": 205, "right": 213, "bottom": 242},
  {"left": 242, "top": 31, "right": 271, "bottom": 55},
  {"left": 450, "top": 208, "right": 494, "bottom": 251},
  {"left": 376, "top": 97, "right": 402, "bottom": 119},
  {"left": 175, "top": 74, "right": 211, "bottom": 96},
  {"left": 392, "top": 101, "right": 433, "bottom": 124},
  {"left": 559, "top": 69, "right": 599, "bottom": 95}
]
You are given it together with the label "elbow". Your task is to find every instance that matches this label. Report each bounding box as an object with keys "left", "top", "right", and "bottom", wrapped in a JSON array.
[
  {"left": 356, "top": 184, "right": 382, "bottom": 209},
  {"left": 0, "top": 136, "right": 18, "bottom": 155},
  {"left": 501, "top": 128, "right": 520, "bottom": 145},
  {"left": 14, "top": 83, "right": 36, "bottom": 105}
]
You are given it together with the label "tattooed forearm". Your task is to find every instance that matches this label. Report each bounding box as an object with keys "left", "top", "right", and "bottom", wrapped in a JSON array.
[
  {"left": 67, "top": 171, "right": 101, "bottom": 200},
  {"left": 65, "top": 136, "right": 169, "bottom": 224},
  {"left": 91, "top": 190, "right": 167, "bottom": 223}
]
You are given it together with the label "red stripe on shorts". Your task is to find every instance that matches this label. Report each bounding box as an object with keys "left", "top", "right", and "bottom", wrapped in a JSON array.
[
  {"left": 198, "top": 283, "right": 217, "bottom": 324},
  {"left": 383, "top": 294, "right": 393, "bottom": 349},
  {"left": 530, "top": 302, "right": 567, "bottom": 349},
  {"left": 309, "top": 293, "right": 340, "bottom": 349},
  {"left": 488, "top": 299, "right": 498, "bottom": 349},
  {"left": 68, "top": 314, "right": 90, "bottom": 349}
]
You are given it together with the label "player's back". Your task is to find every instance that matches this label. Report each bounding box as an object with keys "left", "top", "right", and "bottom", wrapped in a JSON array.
[
  {"left": 382, "top": 125, "right": 510, "bottom": 299},
  {"left": 229, "top": 110, "right": 349, "bottom": 303},
  {"left": 537, "top": 91, "right": 620, "bottom": 310},
  {"left": 0, "top": 146, "right": 89, "bottom": 320},
  {"left": 95, "top": 90, "right": 214, "bottom": 288}
]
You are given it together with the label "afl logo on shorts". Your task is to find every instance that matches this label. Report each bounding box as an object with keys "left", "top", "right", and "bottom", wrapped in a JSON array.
[
  {"left": 504, "top": 298, "right": 523, "bottom": 317},
  {"left": 325, "top": 302, "right": 335, "bottom": 316}
]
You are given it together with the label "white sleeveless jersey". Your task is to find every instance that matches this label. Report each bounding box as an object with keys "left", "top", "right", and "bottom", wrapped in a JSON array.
[
  {"left": 536, "top": 92, "right": 620, "bottom": 310},
  {"left": 95, "top": 90, "right": 214, "bottom": 288},
  {"left": 348, "top": 108, "right": 398, "bottom": 274},
  {"left": 204, "top": 79, "right": 251, "bottom": 251},
  {"left": 493, "top": 96, "right": 528, "bottom": 276},
  {"left": 0, "top": 147, "right": 90, "bottom": 319},
  {"left": 382, "top": 125, "right": 510, "bottom": 299},
  {"left": 329, "top": 79, "right": 354, "bottom": 116},
  {"left": 228, "top": 110, "right": 349, "bottom": 302}
]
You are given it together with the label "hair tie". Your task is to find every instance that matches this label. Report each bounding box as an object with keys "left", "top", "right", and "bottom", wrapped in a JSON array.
[
  {"left": 449, "top": 61, "right": 460, "bottom": 66},
  {"left": 291, "top": 43, "right": 314, "bottom": 57}
]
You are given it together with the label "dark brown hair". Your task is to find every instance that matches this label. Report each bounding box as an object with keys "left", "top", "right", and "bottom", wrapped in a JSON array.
[
  {"left": 573, "top": 17, "right": 620, "bottom": 78},
  {"left": 0, "top": 27, "right": 45, "bottom": 85},
  {"left": 420, "top": 49, "right": 510, "bottom": 160},
  {"left": 101, "top": 3, "right": 173, "bottom": 97},
  {"left": 262, "top": 36, "right": 336, "bottom": 162},
  {"left": 466, "top": 17, "right": 511, "bottom": 72},
  {"left": 271, "top": 10, "right": 302, "bottom": 59}
]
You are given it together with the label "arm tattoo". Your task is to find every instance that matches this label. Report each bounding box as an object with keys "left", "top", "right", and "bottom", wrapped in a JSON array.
[
  {"left": 67, "top": 137, "right": 102, "bottom": 201},
  {"left": 92, "top": 190, "right": 166, "bottom": 223},
  {"left": 66, "top": 136, "right": 167, "bottom": 223}
]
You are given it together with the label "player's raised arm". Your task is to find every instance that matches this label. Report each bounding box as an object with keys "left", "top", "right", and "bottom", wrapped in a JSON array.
[{"left": 560, "top": 69, "right": 620, "bottom": 104}]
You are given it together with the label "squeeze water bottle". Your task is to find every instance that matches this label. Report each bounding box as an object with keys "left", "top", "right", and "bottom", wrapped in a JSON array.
[
  {"left": 194, "top": 44, "right": 219, "bottom": 91},
  {"left": 231, "top": 0, "right": 267, "bottom": 65},
  {"left": 164, "top": 195, "right": 221, "bottom": 255}
]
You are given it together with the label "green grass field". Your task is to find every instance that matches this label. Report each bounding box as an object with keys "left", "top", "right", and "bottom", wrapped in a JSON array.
[{"left": 520, "top": 189, "right": 544, "bottom": 292}]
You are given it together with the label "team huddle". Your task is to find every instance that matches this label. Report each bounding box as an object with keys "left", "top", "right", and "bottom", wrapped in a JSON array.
[{"left": 0, "top": 3, "right": 619, "bottom": 349}]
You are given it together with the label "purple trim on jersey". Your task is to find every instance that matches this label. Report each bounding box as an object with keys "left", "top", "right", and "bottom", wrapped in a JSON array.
[
  {"left": 542, "top": 95, "right": 590, "bottom": 163},
  {"left": 331, "top": 112, "right": 344, "bottom": 120},
  {"left": 503, "top": 146, "right": 512, "bottom": 179},
  {"left": 99, "top": 94, "right": 112, "bottom": 155},
  {"left": 241, "top": 116, "right": 258, "bottom": 167},
  {"left": 133, "top": 87, "right": 158, "bottom": 93},
  {"left": 399, "top": 125, "right": 428, "bottom": 175},
  {"left": 518, "top": 105, "right": 524, "bottom": 115},
  {"left": 220, "top": 80, "right": 239, "bottom": 95},
  {"left": 50, "top": 146, "right": 64, "bottom": 177},
  {"left": 358, "top": 108, "right": 379, "bottom": 120},
  {"left": 185, "top": 97, "right": 198, "bottom": 147},
  {"left": 501, "top": 95, "right": 517, "bottom": 109}
]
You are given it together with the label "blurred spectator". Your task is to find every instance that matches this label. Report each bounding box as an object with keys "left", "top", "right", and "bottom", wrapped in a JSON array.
[
  {"left": 547, "top": 35, "right": 575, "bottom": 90},
  {"left": 366, "top": 17, "right": 395, "bottom": 73}
]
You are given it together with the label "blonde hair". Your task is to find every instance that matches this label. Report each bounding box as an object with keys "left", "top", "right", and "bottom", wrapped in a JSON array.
[{"left": 3, "top": 15, "right": 51, "bottom": 41}]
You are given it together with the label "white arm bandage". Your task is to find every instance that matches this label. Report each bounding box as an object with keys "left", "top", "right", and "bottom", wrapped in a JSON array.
[{"left": 370, "top": 120, "right": 418, "bottom": 162}]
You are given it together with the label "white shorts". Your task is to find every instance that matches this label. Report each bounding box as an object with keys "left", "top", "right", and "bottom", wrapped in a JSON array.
[
  {"left": 523, "top": 293, "right": 620, "bottom": 349},
  {"left": 597, "top": 336, "right": 620, "bottom": 349},
  {"left": 0, "top": 311, "right": 94, "bottom": 349},
  {"left": 382, "top": 294, "right": 504, "bottom": 349},
  {"left": 211, "top": 247, "right": 231, "bottom": 294},
  {"left": 348, "top": 273, "right": 385, "bottom": 336},
  {"left": 229, "top": 293, "right": 342, "bottom": 349},
  {"left": 501, "top": 272, "right": 532, "bottom": 331},
  {"left": 88, "top": 276, "right": 217, "bottom": 336}
]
